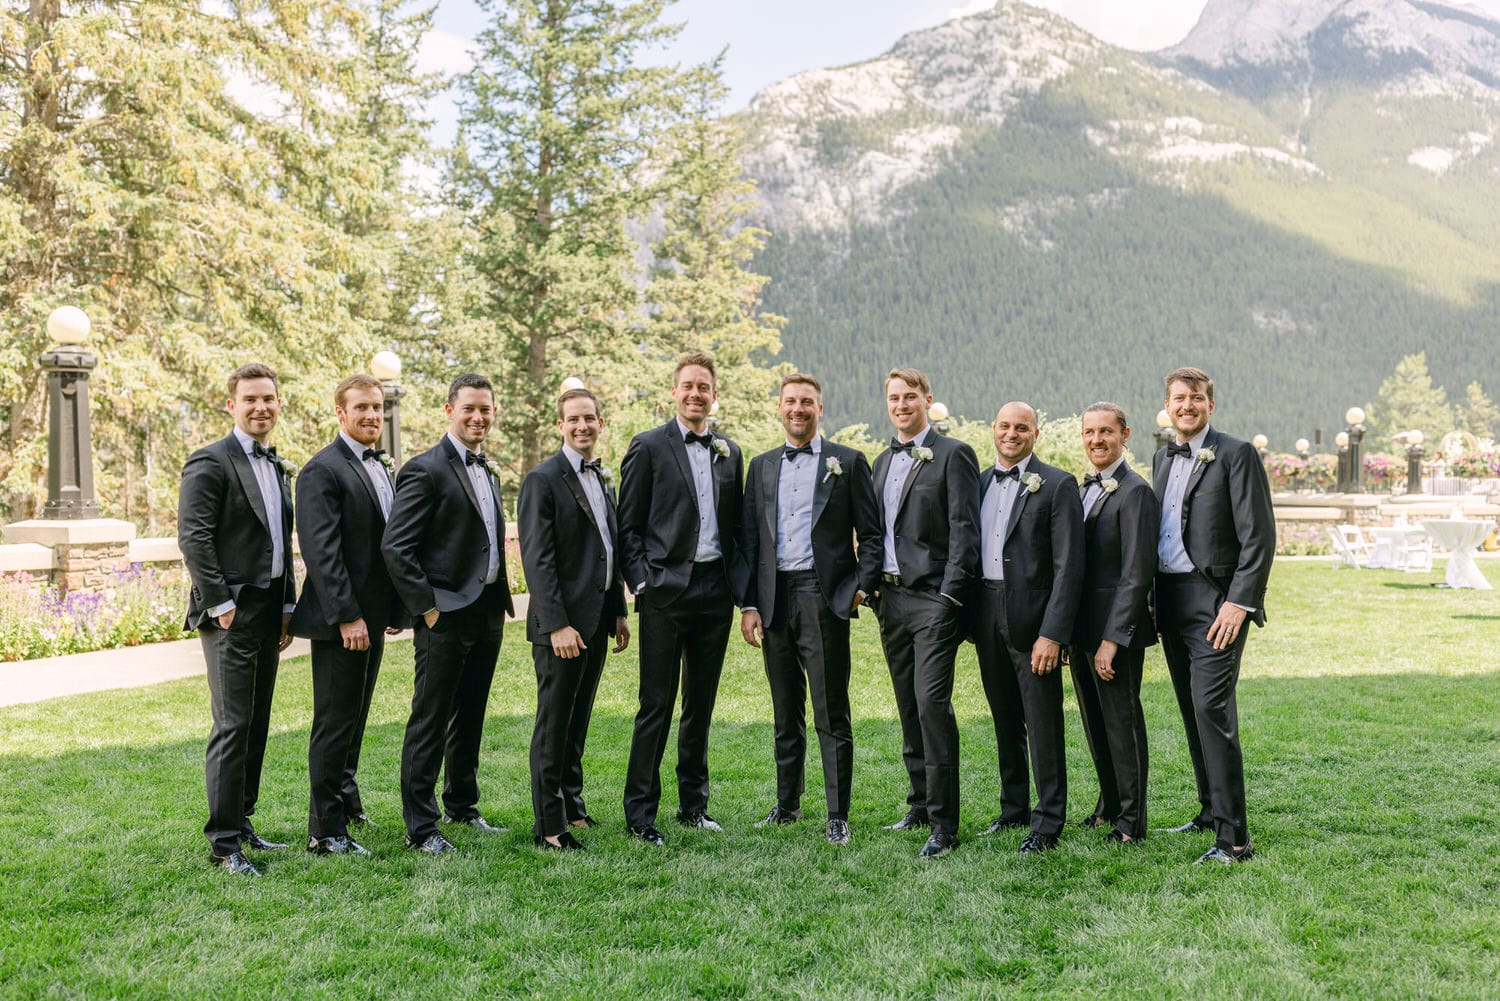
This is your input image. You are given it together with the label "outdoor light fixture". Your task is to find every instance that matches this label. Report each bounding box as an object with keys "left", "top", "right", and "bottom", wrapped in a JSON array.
[
  {"left": 41, "top": 306, "right": 101, "bottom": 519},
  {"left": 371, "top": 350, "right": 404, "bottom": 466},
  {"left": 930, "top": 401, "right": 950, "bottom": 435}
]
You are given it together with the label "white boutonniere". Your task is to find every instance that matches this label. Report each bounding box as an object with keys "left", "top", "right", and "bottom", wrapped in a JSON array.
[
  {"left": 912, "top": 445, "right": 933, "bottom": 463},
  {"left": 1102, "top": 477, "right": 1118, "bottom": 494},
  {"left": 711, "top": 438, "right": 730, "bottom": 461},
  {"left": 1024, "top": 472, "right": 1043, "bottom": 494},
  {"left": 377, "top": 453, "right": 395, "bottom": 471},
  {"left": 1197, "top": 447, "right": 1215, "bottom": 464},
  {"left": 274, "top": 456, "right": 297, "bottom": 479},
  {"left": 599, "top": 466, "right": 614, "bottom": 486},
  {"left": 823, "top": 456, "right": 843, "bottom": 483}
]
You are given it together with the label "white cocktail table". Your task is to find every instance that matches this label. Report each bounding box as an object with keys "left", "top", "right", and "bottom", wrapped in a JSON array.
[{"left": 1422, "top": 520, "right": 1493, "bottom": 589}]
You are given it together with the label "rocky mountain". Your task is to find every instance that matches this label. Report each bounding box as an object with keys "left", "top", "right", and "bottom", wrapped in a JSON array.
[{"left": 736, "top": 0, "right": 1500, "bottom": 450}]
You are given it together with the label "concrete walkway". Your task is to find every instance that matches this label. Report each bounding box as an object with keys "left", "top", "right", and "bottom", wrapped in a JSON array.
[{"left": 0, "top": 594, "right": 529, "bottom": 708}]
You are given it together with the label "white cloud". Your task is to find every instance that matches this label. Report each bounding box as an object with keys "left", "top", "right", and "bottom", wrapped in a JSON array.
[
  {"left": 417, "top": 28, "right": 475, "bottom": 78},
  {"left": 946, "top": 0, "right": 995, "bottom": 18}
]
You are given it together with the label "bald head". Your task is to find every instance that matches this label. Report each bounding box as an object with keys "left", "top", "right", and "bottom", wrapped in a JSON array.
[{"left": 992, "top": 401, "right": 1040, "bottom": 466}]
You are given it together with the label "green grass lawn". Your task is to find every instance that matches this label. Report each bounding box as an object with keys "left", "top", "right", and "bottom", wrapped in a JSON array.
[{"left": 2, "top": 562, "right": 1498, "bottom": 998}]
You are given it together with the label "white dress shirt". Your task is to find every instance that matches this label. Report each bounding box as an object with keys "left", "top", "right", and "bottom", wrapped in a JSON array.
[
  {"left": 1157, "top": 427, "right": 1208, "bottom": 574},
  {"left": 563, "top": 444, "right": 614, "bottom": 586},
  {"left": 339, "top": 431, "right": 393, "bottom": 520},
  {"left": 882, "top": 426, "right": 931, "bottom": 574},
  {"left": 208, "top": 428, "right": 293, "bottom": 618},
  {"left": 448, "top": 431, "right": 500, "bottom": 585},
  {"left": 679, "top": 419, "right": 722, "bottom": 563},
  {"left": 776, "top": 436, "right": 820, "bottom": 571},
  {"left": 981, "top": 454, "right": 1031, "bottom": 581}
]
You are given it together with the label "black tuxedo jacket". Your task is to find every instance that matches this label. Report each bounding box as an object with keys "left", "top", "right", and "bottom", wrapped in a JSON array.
[
  {"left": 978, "top": 456, "right": 1084, "bottom": 648},
  {"left": 1152, "top": 427, "right": 1275, "bottom": 626},
  {"left": 178, "top": 433, "right": 296, "bottom": 630},
  {"left": 870, "top": 431, "right": 981, "bottom": 602},
  {"left": 617, "top": 420, "right": 746, "bottom": 603},
  {"left": 381, "top": 436, "right": 515, "bottom": 619},
  {"left": 289, "top": 437, "right": 408, "bottom": 640},
  {"left": 1075, "top": 464, "right": 1158, "bottom": 651},
  {"left": 517, "top": 450, "right": 627, "bottom": 644},
  {"left": 737, "top": 439, "right": 883, "bottom": 627}
]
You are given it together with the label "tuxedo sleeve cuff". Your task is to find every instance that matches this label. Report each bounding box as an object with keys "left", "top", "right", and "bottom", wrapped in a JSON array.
[
  {"left": 207, "top": 599, "right": 235, "bottom": 618},
  {"left": 742, "top": 606, "right": 758, "bottom": 614},
  {"left": 1230, "top": 601, "right": 1256, "bottom": 613},
  {"left": 939, "top": 592, "right": 961, "bottom": 608},
  {"left": 281, "top": 604, "right": 295, "bottom": 615}
]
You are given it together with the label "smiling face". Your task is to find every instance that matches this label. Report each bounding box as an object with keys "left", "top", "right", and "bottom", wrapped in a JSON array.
[
  {"left": 886, "top": 377, "right": 931, "bottom": 439},
  {"left": 672, "top": 365, "right": 717, "bottom": 431},
  {"left": 779, "top": 381, "right": 823, "bottom": 446},
  {"left": 446, "top": 386, "right": 494, "bottom": 449},
  {"left": 1165, "top": 379, "right": 1215, "bottom": 441},
  {"left": 227, "top": 377, "right": 281, "bottom": 444},
  {"left": 557, "top": 394, "right": 603, "bottom": 459},
  {"left": 1081, "top": 408, "right": 1130, "bottom": 472},
  {"left": 992, "top": 402, "right": 1039, "bottom": 467},
  {"left": 337, "top": 385, "right": 385, "bottom": 448}
]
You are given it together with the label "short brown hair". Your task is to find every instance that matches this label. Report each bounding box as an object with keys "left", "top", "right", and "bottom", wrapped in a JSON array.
[
  {"left": 334, "top": 374, "right": 383, "bottom": 409},
  {"left": 227, "top": 363, "right": 279, "bottom": 398},
  {"left": 557, "top": 387, "right": 602, "bottom": 419},
  {"left": 1083, "top": 401, "right": 1129, "bottom": 431},
  {"left": 779, "top": 372, "right": 822, "bottom": 395},
  {"left": 885, "top": 367, "right": 931, "bottom": 395},
  {"left": 673, "top": 352, "right": 717, "bottom": 386},
  {"left": 1165, "top": 367, "right": 1214, "bottom": 402},
  {"left": 447, "top": 372, "right": 494, "bottom": 405}
]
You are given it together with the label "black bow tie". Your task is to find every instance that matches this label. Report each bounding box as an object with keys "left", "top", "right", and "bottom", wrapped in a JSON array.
[
  {"left": 685, "top": 431, "right": 713, "bottom": 448},
  {"left": 993, "top": 466, "right": 1020, "bottom": 483},
  {"left": 1082, "top": 473, "right": 1103, "bottom": 489},
  {"left": 580, "top": 458, "right": 603, "bottom": 475},
  {"left": 362, "top": 447, "right": 386, "bottom": 462},
  {"left": 1166, "top": 441, "right": 1192, "bottom": 458},
  {"left": 465, "top": 450, "right": 488, "bottom": 467},
  {"left": 783, "top": 444, "right": 813, "bottom": 460},
  {"left": 889, "top": 438, "right": 915, "bottom": 454},
  {"left": 251, "top": 442, "right": 277, "bottom": 461}
]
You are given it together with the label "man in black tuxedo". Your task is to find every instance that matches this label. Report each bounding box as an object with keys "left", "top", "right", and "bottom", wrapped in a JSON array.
[
  {"left": 1069, "top": 403, "right": 1158, "bottom": 844},
  {"left": 870, "top": 367, "right": 981, "bottom": 859},
  {"left": 618, "top": 352, "right": 745, "bottom": 845},
  {"left": 518, "top": 388, "right": 630, "bottom": 852},
  {"left": 289, "top": 374, "right": 407, "bottom": 857},
  {"left": 178, "top": 362, "right": 297, "bottom": 877},
  {"left": 382, "top": 373, "right": 515, "bottom": 856},
  {"left": 1152, "top": 366, "right": 1275, "bottom": 865},
  {"left": 971, "top": 401, "right": 1084, "bottom": 854},
  {"left": 738, "top": 374, "right": 882, "bottom": 846}
]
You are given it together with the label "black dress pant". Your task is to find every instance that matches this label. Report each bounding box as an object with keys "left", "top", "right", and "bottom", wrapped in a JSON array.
[
  {"left": 530, "top": 619, "right": 610, "bottom": 837},
  {"left": 307, "top": 632, "right": 384, "bottom": 839},
  {"left": 1071, "top": 642, "right": 1150, "bottom": 839},
  {"left": 1157, "top": 572, "right": 1250, "bottom": 849},
  {"left": 973, "top": 581, "right": 1067, "bottom": 837},
  {"left": 874, "top": 584, "right": 962, "bottom": 835},
  {"left": 201, "top": 585, "right": 281, "bottom": 856},
  {"left": 401, "top": 587, "right": 504, "bottom": 842},
  {"left": 623, "top": 560, "right": 732, "bottom": 828},
  {"left": 761, "top": 570, "right": 854, "bottom": 821}
]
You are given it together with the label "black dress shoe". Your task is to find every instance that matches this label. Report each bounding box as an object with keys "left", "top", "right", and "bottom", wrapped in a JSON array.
[
  {"left": 1018, "top": 832, "right": 1061, "bottom": 853},
  {"left": 882, "top": 810, "right": 930, "bottom": 831},
  {"left": 825, "top": 819, "right": 851, "bottom": 846},
  {"left": 242, "top": 829, "right": 288, "bottom": 851},
  {"left": 211, "top": 850, "right": 261, "bottom": 877},
  {"left": 1077, "top": 814, "right": 1110, "bottom": 829},
  {"left": 676, "top": 810, "right": 723, "bottom": 831},
  {"left": 307, "top": 835, "right": 371, "bottom": 856},
  {"left": 918, "top": 832, "right": 960, "bottom": 859},
  {"left": 405, "top": 832, "right": 456, "bottom": 855},
  {"left": 979, "top": 817, "right": 1026, "bottom": 836},
  {"left": 1162, "top": 816, "right": 1213, "bottom": 834},
  {"left": 443, "top": 813, "right": 506, "bottom": 833},
  {"left": 534, "top": 831, "right": 587, "bottom": 852},
  {"left": 569, "top": 815, "right": 600, "bottom": 829},
  {"left": 754, "top": 805, "right": 801, "bottom": 827},
  {"left": 1105, "top": 829, "right": 1140, "bottom": 844},
  {"left": 627, "top": 824, "right": 665, "bottom": 846},
  {"left": 348, "top": 812, "right": 374, "bottom": 827},
  {"left": 1194, "top": 842, "right": 1255, "bottom": 866}
]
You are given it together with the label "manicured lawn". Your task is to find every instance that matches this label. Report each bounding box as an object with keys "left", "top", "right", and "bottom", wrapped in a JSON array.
[{"left": 1, "top": 562, "right": 1497, "bottom": 998}]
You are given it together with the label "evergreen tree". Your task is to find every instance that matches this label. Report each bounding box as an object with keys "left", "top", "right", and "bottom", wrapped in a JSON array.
[
  {"left": 1369, "top": 352, "right": 1454, "bottom": 443},
  {"left": 1459, "top": 381, "right": 1500, "bottom": 441}
]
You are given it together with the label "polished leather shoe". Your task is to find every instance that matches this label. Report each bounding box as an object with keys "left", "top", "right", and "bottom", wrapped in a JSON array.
[
  {"left": 755, "top": 805, "right": 801, "bottom": 827},
  {"left": 241, "top": 829, "right": 288, "bottom": 852},
  {"left": 1018, "top": 832, "right": 1061, "bottom": 853},
  {"left": 1163, "top": 816, "right": 1213, "bottom": 834},
  {"left": 307, "top": 835, "right": 370, "bottom": 856},
  {"left": 826, "top": 819, "right": 851, "bottom": 846},
  {"left": 569, "top": 815, "right": 600, "bottom": 829},
  {"left": 405, "top": 832, "right": 456, "bottom": 855},
  {"left": 979, "top": 817, "right": 1026, "bottom": 836},
  {"left": 443, "top": 813, "right": 506, "bottom": 833},
  {"left": 1105, "top": 829, "right": 1140, "bottom": 844},
  {"left": 918, "top": 832, "right": 959, "bottom": 859},
  {"left": 627, "top": 824, "right": 665, "bottom": 846},
  {"left": 534, "top": 832, "right": 586, "bottom": 852},
  {"left": 676, "top": 810, "right": 723, "bottom": 831},
  {"left": 211, "top": 850, "right": 261, "bottom": 877},
  {"left": 882, "top": 810, "right": 929, "bottom": 831},
  {"left": 1194, "top": 842, "right": 1254, "bottom": 866}
]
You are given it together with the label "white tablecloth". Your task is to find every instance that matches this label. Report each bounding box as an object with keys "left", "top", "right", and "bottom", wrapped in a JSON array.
[
  {"left": 1367, "top": 527, "right": 1409, "bottom": 569},
  {"left": 1422, "top": 520, "right": 1493, "bottom": 589}
]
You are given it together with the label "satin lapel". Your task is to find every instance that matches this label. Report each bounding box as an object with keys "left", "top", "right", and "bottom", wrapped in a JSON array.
[
  {"left": 710, "top": 434, "right": 723, "bottom": 505},
  {"left": 872, "top": 450, "right": 891, "bottom": 521},
  {"left": 896, "top": 451, "right": 925, "bottom": 516},
  {"left": 761, "top": 452, "right": 781, "bottom": 538},
  {"left": 445, "top": 442, "right": 485, "bottom": 520},
  {"left": 1182, "top": 428, "right": 1217, "bottom": 506},
  {"left": 227, "top": 440, "right": 271, "bottom": 536},
  {"left": 339, "top": 439, "right": 383, "bottom": 522},
  {"left": 665, "top": 422, "right": 694, "bottom": 495},
  {"left": 562, "top": 460, "right": 600, "bottom": 534},
  {"left": 1003, "top": 478, "right": 1031, "bottom": 546},
  {"left": 812, "top": 445, "right": 833, "bottom": 526},
  {"left": 1153, "top": 449, "right": 1170, "bottom": 497},
  {"left": 1085, "top": 486, "right": 1108, "bottom": 524}
]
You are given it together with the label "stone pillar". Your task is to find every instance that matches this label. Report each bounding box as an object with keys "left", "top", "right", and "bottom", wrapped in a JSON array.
[{"left": 2, "top": 519, "right": 137, "bottom": 595}]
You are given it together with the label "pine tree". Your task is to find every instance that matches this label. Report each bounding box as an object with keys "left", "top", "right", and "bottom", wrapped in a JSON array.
[
  {"left": 1459, "top": 381, "right": 1500, "bottom": 441},
  {"left": 1368, "top": 353, "right": 1453, "bottom": 445}
]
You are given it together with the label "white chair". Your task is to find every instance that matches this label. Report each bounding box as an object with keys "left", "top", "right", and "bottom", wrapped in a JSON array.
[
  {"left": 1401, "top": 529, "right": 1433, "bottom": 572},
  {"left": 1328, "top": 525, "right": 1369, "bottom": 569}
]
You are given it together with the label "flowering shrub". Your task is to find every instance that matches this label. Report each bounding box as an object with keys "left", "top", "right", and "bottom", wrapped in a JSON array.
[
  {"left": 1263, "top": 453, "right": 1308, "bottom": 490},
  {"left": 1362, "top": 452, "right": 1406, "bottom": 490},
  {"left": 1304, "top": 454, "right": 1338, "bottom": 491},
  {"left": 0, "top": 565, "right": 186, "bottom": 662},
  {"left": 1448, "top": 453, "right": 1500, "bottom": 478}
]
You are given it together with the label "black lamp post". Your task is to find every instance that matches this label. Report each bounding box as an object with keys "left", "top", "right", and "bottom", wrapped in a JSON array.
[
  {"left": 1336, "top": 431, "right": 1351, "bottom": 493},
  {"left": 41, "top": 306, "right": 101, "bottom": 519},
  {"left": 1404, "top": 430, "right": 1425, "bottom": 495},
  {"left": 370, "top": 350, "right": 405, "bottom": 467},
  {"left": 1154, "top": 409, "right": 1173, "bottom": 450},
  {"left": 1294, "top": 438, "right": 1310, "bottom": 492},
  {"left": 930, "top": 402, "right": 951, "bottom": 435},
  {"left": 1345, "top": 406, "right": 1367, "bottom": 493}
]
